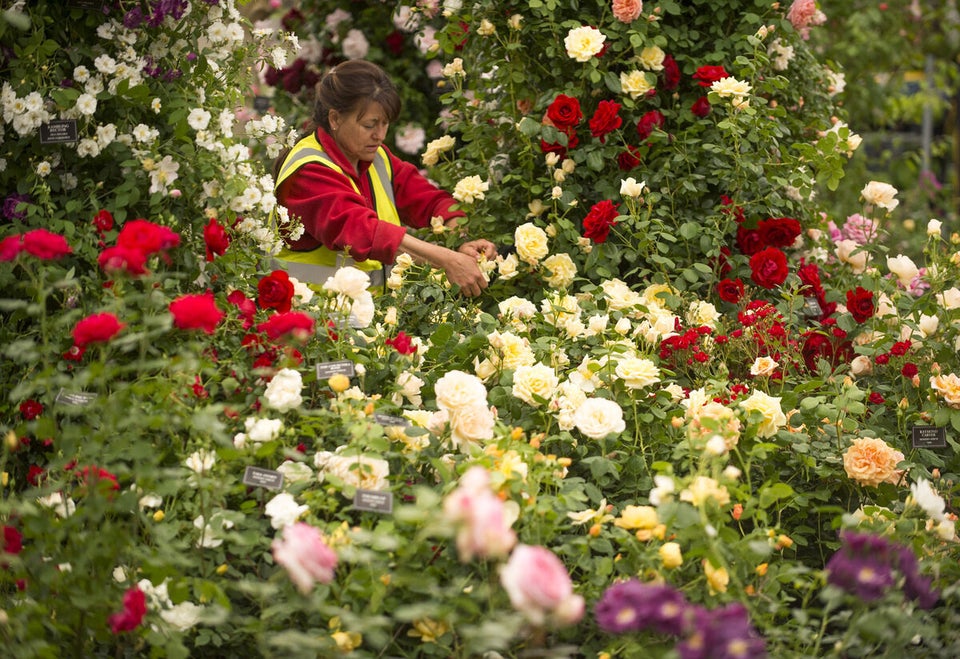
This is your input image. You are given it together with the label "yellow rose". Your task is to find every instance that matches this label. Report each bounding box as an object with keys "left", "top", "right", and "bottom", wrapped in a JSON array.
[
  {"left": 452, "top": 175, "right": 489, "bottom": 204},
  {"left": 614, "top": 357, "right": 661, "bottom": 389},
  {"left": 680, "top": 476, "right": 730, "bottom": 507},
  {"left": 639, "top": 45, "right": 665, "bottom": 71},
  {"left": 659, "top": 542, "right": 683, "bottom": 569},
  {"left": 542, "top": 253, "right": 578, "bottom": 289},
  {"left": 514, "top": 222, "right": 549, "bottom": 265},
  {"left": 739, "top": 390, "right": 787, "bottom": 438},
  {"left": 614, "top": 504, "right": 658, "bottom": 530},
  {"left": 620, "top": 70, "right": 654, "bottom": 99},
  {"left": 511, "top": 362, "right": 560, "bottom": 407},
  {"left": 703, "top": 560, "right": 729, "bottom": 594}
]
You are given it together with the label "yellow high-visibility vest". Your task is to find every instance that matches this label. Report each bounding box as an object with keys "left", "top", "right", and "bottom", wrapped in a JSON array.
[{"left": 273, "top": 132, "right": 400, "bottom": 281}]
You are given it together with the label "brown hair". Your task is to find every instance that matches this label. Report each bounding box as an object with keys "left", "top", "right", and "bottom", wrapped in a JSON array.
[
  {"left": 313, "top": 60, "right": 402, "bottom": 130},
  {"left": 273, "top": 61, "right": 402, "bottom": 180}
]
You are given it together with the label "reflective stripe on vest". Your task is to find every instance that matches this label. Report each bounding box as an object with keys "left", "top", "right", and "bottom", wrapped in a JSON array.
[{"left": 273, "top": 133, "right": 399, "bottom": 277}]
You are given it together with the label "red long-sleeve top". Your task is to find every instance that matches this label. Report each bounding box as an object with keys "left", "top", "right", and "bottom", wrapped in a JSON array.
[{"left": 276, "top": 127, "right": 464, "bottom": 263}]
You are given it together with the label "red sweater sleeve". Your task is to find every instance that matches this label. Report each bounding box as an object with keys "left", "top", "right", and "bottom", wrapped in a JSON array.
[{"left": 277, "top": 163, "right": 407, "bottom": 263}]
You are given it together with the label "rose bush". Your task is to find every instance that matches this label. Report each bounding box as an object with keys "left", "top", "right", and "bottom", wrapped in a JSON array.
[{"left": 2, "top": 1, "right": 960, "bottom": 658}]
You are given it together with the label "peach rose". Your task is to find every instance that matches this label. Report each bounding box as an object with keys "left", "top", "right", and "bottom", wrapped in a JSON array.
[{"left": 842, "top": 437, "right": 904, "bottom": 487}]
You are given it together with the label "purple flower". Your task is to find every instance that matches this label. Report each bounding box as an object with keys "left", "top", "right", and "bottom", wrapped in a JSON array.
[
  {"left": 594, "top": 579, "right": 689, "bottom": 636},
  {"left": 677, "top": 603, "right": 767, "bottom": 659},
  {"left": 3, "top": 193, "right": 31, "bottom": 221},
  {"left": 123, "top": 7, "right": 144, "bottom": 29}
]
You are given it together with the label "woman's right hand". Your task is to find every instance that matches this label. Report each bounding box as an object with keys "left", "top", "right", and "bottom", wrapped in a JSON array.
[{"left": 442, "top": 249, "right": 489, "bottom": 297}]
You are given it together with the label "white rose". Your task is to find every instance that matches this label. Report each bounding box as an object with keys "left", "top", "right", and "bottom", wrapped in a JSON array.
[
  {"left": 861, "top": 180, "right": 899, "bottom": 211},
  {"left": 160, "top": 602, "right": 204, "bottom": 631},
  {"left": 564, "top": 25, "right": 606, "bottom": 62},
  {"left": 184, "top": 449, "right": 216, "bottom": 474},
  {"left": 350, "top": 291, "right": 375, "bottom": 328},
  {"left": 323, "top": 267, "right": 370, "bottom": 299},
  {"left": 395, "top": 371, "right": 425, "bottom": 406},
  {"left": 341, "top": 29, "right": 370, "bottom": 60},
  {"left": 849, "top": 355, "right": 873, "bottom": 377},
  {"left": 937, "top": 287, "right": 960, "bottom": 310},
  {"left": 573, "top": 398, "right": 626, "bottom": 439},
  {"left": 514, "top": 222, "right": 549, "bottom": 265},
  {"left": 276, "top": 460, "right": 314, "bottom": 484},
  {"left": 321, "top": 454, "right": 390, "bottom": 491},
  {"left": 263, "top": 368, "right": 303, "bottom": 412},
  {"left": 917, "top": 314, "right": 939, "bottom": 338},
  {"left": 619, "top": 177, "right": 646, "bottom": 199},
  {"left": 927, "top": 219, "right": 942, "bottom": 236},
  {"left": 245, "top": 417, "right": 283, "bottom": 443},
  {"left": 265, "top": 492, "right": 309, "bottom": 529},
  {"left": 452, "top": 175, "right": 489, "bottom": 204}
]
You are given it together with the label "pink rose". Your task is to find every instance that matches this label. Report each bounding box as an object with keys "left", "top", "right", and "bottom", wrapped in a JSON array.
[
  {"left": 499, "top": 544, "right": 585, "bottom": 626},
  {"left": 612, "top": 0, "right": 643, "bottom": 23},
  {"left": 271, "top": 522, "right": 338, "bottom": 594},
  {"left": 443, "top": 467, "right": 517, "bottom": 562}
]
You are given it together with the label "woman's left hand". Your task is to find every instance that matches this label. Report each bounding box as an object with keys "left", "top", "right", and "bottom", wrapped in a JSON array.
[{"left": 457, "top": 239, "right": 498, "bottom": 261}]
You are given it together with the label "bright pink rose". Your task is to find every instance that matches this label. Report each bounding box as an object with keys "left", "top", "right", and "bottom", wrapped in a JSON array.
[
  {"left": 169, "top": 292, "right": 225, "bottom": 333},
  {"left": 22, "top": 229, "right": 72, "bottom": 260},
  {"left": 92, "top": 209, "right": 114, "bottom": 234},
  {"left": 0, "top": 234, "right": 23, "bottom": 261},
  {"left": 499, "top": 544, "right": 585, "bottom": 626},
  {"left": 98, "top": 245, "right": 148, "bottom": 276},
  {"left": 271, "top": 522, "right": 338, "bottom": 594},
  {"left": 108, "top": 586, "right": 147, "bottom": 634},
  {"left": 72, "top": 312, "right": 125, "bottom": 347},
  {"left": 611, "top": 0, "right": 643, "bottom": 23}
]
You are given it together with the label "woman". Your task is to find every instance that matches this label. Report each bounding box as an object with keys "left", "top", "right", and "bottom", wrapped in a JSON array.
[{"left": 272, "top": 60, "right": 496, "bottom": 297}]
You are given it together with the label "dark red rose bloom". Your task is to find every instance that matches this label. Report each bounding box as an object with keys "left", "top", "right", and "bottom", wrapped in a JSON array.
[
  {"left": 736, "top": 226, "right": 764, "bottom": 255},
  {"left": 691, "top": 96, "right": 711, "bottom": 117},
  {"left": 227, "top": 290, "right": 257, "bottom": 329},
  {"left": 692, "top": 65, "right": 729, "bottom": 87},
  {"left": 802, "top": 332, "right": 853, "bottom": 373},
  {"left": 890, "top": 340, "right": 911, "bottom": 356},
  {"left": 749, "top": 247, "right": 789, "bottom": 289},
  {"left": 108, "top": 586, "right": 147, "bottom": 634},
  {"left": 192, "top": 375, "right": 209, "bottom": 399},
  {"left": 582, "top": 199, "right": 619, "bottom": 244},
  {"left": 636, "top": 110, "right": 665, "bottom": 141},
  {"left": 588, "top": 99, "right": 622, "bottom": 142},
  {"left": 661, "top": 54, "right": 680, "bottom": 90},
  {"left": 27, "top": 465, "right": 45, "bottom": 486},
  {"left": 22, "top": 229, "right": 72, "bottom": 260},
  {"left": 758, "top": 217, "right": 801, "bottom": 248},
  {"left": 19, "top": 399, "right": 43, "bottom": 420},
  {"left": 385, "top": 30, "right": 405, "bottom": 55},
  {"left": 717, "top": 278, "right": 745, "bottom": 304},
  {"left": 546, "top": 94, "right": 582, "bottom": 129},
  {"left": 73, "top": 312, "right": 125, "bottom": 347},
  {"left": 0, "top": 234, "right": 23, "bottom": 261},
  {"left": 540, "top": 130, "right": 578, "bottom": 159},
  {"left": 617, "top": 145, "right": 642, "bottom": 171},
  {"left": 98, "top": 245, "right": 148, "bottom": 276},
  {"left": 203, "top": 217, "right": 230, "bottom": 261},
  {"left": 258, "top": 270, "right": 295, "bottom": 313},
  {"left": 117, "top": 219, "right": 181, "bottom": 256},
  {"left": 2, "top": 525, "right": 22, "bottom": 556},
  {"left": 797, "top": 261, "right": 824, "bottom": 298},
  {"left": 845, "top": 287, "right": 875, "bottom": 323},
  {"left": 720, "top": 195, "right": 745, "bottom": 223},
  {"left": 63, "top": 345, "right": 86, "bottom": 362},
  {"left": 901, "top": 363, "right": 919, "bottom": 378},
  {"left": 713, "top": 245, "right": 733, "bottom": 276},
  {"left": 869, "top": 392, "right": 885, "bottom": 404},
  {"left": 169, "top": 292, "right": 225, "bottom": 334},
  {"left": 281, "top": 7, "right": 304, "bottom": 32},
  {"left": 92, "top": 209, "right": 114, "bottom": 234},
  {"left": 875, "top": 353, "right": 890, "bottom": 365},
  {"left": 386, "top": 331, "right": 417, "bottom": 355},
  {"left": 257, "top": 311, "right": 315, "bottom": 341}
]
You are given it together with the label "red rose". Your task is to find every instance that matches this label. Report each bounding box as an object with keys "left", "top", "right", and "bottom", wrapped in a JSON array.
[
  {"left": 2, "top": 525, "right": 22, "bottom": 556},
  {"left": 588, "top": 99, "right": 622, "bottom": 142},
  {"left": 108, "top": 586, "right": 147, "bottom": 634},
  {"left": 661, "top": 54, "right": 680, "bottom": 90},
  {"left": 22, "top": 229, "right": 72, "bottom": 260},
  {"left": 258, "top": 270, "right": 295, "bottom": 313},
  {"left": 617, "top": 145, "right": 642, "bottom": 171},
  {"left": 720, "top": 195, "right": 745, "bottom": 223},
  {"left": 169, "top": 292, "right": 225, "bottom": 333},
  {"left": 845, "top": 287, "right": 875, "bottom": 323},
  {"left": 546, "top": 94, "right": 582, "bottom": 129},
  {"left": 228, "top": 290, "right": 257, "bottom": 329},
  {"left": 0, "top": 234, "right": 23, "bottom": 261},
  {"left": 902, "top": 362, "right": 919, "bottom": 378},
  {"left": 801, "top": 332, "right": 851, "bottom": 373},
  {"left": 78, "top": 465, "right": 120, "bottom": 492},
  {"left": 540, "top": 130, "right": 578, "bottom": 159},
  {"left": 19, "top": 399, "right": 43, "bottom": 420},
  {"left": 117, "top": 219, "right": 181, "bottom": 256},
  {"left": 868, "top": 392, "right": 885, "bottom": 404},
  {"left": 748, "top": 247, "right": 788, "bottom": 289},
  {"left": 385, "top": 30, "right": 405, "bottom": 56},
  {"left": 203, "top": 217, "right": 231, "bottom": 262},
  {"left": 757, "top": 217, "right": 801, "bottom": 248},
  {"left": 797, "top": 261, "right": 824, "bottom": 298},
  {"left": 98, "top": 245, "right": 148, "bottom": 276},
  {"left": 636, "top": 110, "right": 665, "bottom": 141},
  {"left": 692, "top": 65, "right": 729, "bottom": 87},
  {"left": 582, "top": 199, "right": 619, "bottom": 244},
  {"left": 736, "top": 226, "right": 764, "bottom": 255},
  {"left": 92, "top": 209, "right": 114, "bottom": 234},
  {"left": 385, "top": 331, "right": 417, "bottom": 355},
  {"left": 691, "top": 96, "right": 711, "bottom": 117},
  {"left": 73, "top": 312, "right": 125, "bottom": 347},
  {"left": 890, "top": 340, "right": 911, "bottom": 356},
  {"left": 875, "top": 353, "right": 890, "bottom": 365},
  {"left": 257, "top": 311, "right": 315, "bottom": 341},
  {"left": 717, "top": 278, "right": 745, "bottom": 304}
]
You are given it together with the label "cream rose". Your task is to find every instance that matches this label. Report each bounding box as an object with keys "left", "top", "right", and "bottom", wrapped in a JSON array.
[
  {"left": 512, "top": 363, "right": 560, "bottom": 407},
  {"left": 749, "top": 356, "right": 779, "bottom": 377},
  {"left": 620, "top": 177, "right": 646, "bottom": 199},
  {"left": 322, "top": 266, "right": 371, "bottom": 299},
  {"left": 421, "top": 134, "right": 455, "bottom": 167},
  {"left": 434, "top": 369, "right": 488, "bottom": 412},
  {"left": 449, "top": 404, "right": 496, "bottom": 449},
  {"left": 937, "top": 287, "right": 960, "bottom": 310},
  {"left": 738, "top": 390, "right": 786, "bottom": 438},
  {"left": 514, "top": 222, "right": 549, "bottom": 265},
  {"left": 614, "top": 356, "right": 661, "bottom": 389},
  {"left": 639, "top": 45, "right": 665, "bottom": 71},
  {"left": 620, "top": 70, "right": 653, "bottom": 99},
  {"left": 861, "top": 180, "right": 899, "bottom": 211},
  {"left": 600, "top": 278, "right": 643, "bottom": 310},
  {"left": 930, "top": 373, "right": 960, "bottom": 409},
  {"left": 316, "top": 452, "right": 390, "bottom": 491},
  {"left": 573, "top": 397, "right": 626, "bottom": 439},
  {"left": 835, "top": 239, "right": 869, "bottom": 274},
  {"left": 564, "top": 25, "right": 606, "bottom": 62},
  {"left": 887, "top": 254, "right": 919, "bottom": 288},
  {"left": 452, "top": 175, "right": 489, "bottom": 204},
  {"left": 542, "top": 253, "right": 577, "bottom": 289}
]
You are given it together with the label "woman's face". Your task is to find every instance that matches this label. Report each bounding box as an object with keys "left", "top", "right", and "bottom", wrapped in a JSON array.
[{"left": 329, "top": 102, "right": 389, "bottom": 168}]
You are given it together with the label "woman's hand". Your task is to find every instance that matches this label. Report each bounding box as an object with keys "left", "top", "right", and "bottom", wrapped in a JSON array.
[
  {"left": 457, "top": 239, "right": 498, "bottom": 261},
  {"left": 442, "top": 250, "right": 489, "bottom": 297}
]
